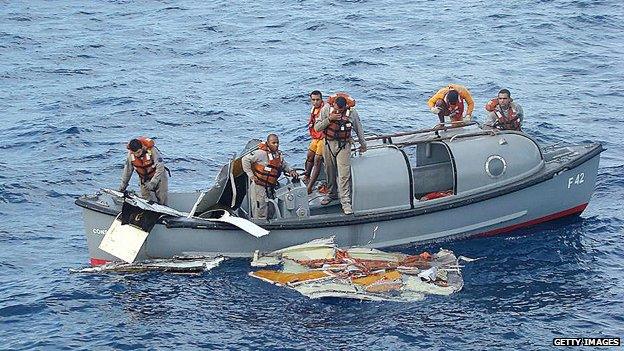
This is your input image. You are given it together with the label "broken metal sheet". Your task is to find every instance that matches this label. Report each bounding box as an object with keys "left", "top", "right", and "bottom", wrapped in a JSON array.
[
  {"left": 102, "top": 188, "right": 187, "bottom": 217},
  {"left": 206, "top": 210, "right": 269, "bottom": 238},
  {"left": 102, "top": 188, "right": 269, "bottom": 238},
  {"left": 273, "top": 236, "right": 336, "bottom": 261},
  {"left": 293, "top": 281, "right": 424, "bottom": 302},
  {"left": 345, "top": 247, "right": 404, "bottom": 262},
  {"left": 98, "top": 218, "right": 149, "bottom": 263},
  {"left": 249, "top": 237, "right": 468, "bottom": 302},
  {"left": 71, "top": 256, "right": 225, "bottom": 274},
  {"left": 402, "top": 276, "right": 457, "bottom": 296}
]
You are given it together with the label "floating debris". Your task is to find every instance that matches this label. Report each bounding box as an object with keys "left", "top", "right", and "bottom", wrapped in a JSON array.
[
  {"left": 250, "top": 237, "right": 470, "bottom": 302},
  {"left": 71, "top": 256, "right": 225, "bottom": 274}
]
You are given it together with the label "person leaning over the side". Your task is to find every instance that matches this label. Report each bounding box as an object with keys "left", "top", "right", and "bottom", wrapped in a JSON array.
[
  {"left": 427, "top": 84, "right": 475, "bottom": 128},
  {"left": 314, "top": 93, "right": 367, "bottom": 215},
  {"left": 241, "top": 134, "right": 299, "bottom": 220},
  {"left": 119, "top": 137, "right": 169, "bottom": 205},
  {"left": 483, "top": 88, "right": 524, "bottom": 131},
  {"left": 303, "top": 90, "right": 325, "bottom": 195}
]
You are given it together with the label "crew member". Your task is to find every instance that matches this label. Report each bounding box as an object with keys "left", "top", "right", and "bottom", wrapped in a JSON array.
[
  {"left": 484, "top": 88, "right": 524, "bottom": 131},
  {"left": 242, "top": 134, "right": 298, "bottom": 219},
  {"left": 427, "top": 84, "right": 475, "bottom": 127},
  {"left": 303, "top": 90, "right": 325, "bottom": 194},
  {"left": 314, "top": 92, "right": 367, "bottom": 215},
  {"left": 119, "top": 137, "right": 169, "bottom": 205}
]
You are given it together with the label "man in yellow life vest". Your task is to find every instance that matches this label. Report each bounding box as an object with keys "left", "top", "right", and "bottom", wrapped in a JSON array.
[
  {"left": 427, "top": 84, "right": 475, "bottom": 127},
  {"left": 119, "top": 137, "right": 169, "bottom": 205},
  {"left": 303, "top": 90, "right": 325, "bottom": 195},
  {"left": 314, "top": 93, "right": 367, "bottom": 215},
  {"left": 242, "top": 134, "right": 299, "bottom": 219}
]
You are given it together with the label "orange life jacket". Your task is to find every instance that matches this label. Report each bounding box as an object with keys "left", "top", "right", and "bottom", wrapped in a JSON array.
[
  {"left": 444, "top": 91, "right": 464, "bottom": 122},
  {"left": 325, "top": 108, "right": 353, "bottom": 141},
  {"left": 420, "top": 190, "right": 453, "bottom": 201},
  {"left": 485, "top": 98, "right": 521, "bottom": 130},
  {"left": 308, "top": 101, "right": 325, "bottom": 140},
  {"left": 128, "top": 137, "right": 157, "bottom": 183},
  {"left": 252, "top": 142, "right": 283, "bottom": 187},
  {"left": 325, "top": 93, "right": 355, "bottom": 141},
  {"left": 327, "top": 92, "right": 356, "bottom": 108}
]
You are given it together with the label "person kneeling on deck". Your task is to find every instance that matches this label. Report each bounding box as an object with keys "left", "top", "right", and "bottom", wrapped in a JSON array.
[
  {"left": 242, "top": 134, "right": 299, "bottom": 219},
  {"left": 314, "top": 93, "right": 367, "bottom": 215},
  {"left": 119, "top": 137, "right": 169, "bottom": 205},
  {"left": 427, "top": 84, "right": 475, "bottom": 128}
]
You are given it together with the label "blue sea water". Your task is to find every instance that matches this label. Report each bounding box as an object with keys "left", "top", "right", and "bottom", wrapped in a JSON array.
[{"left": 1, "top": 0, "right": 623, "bottom": 349}]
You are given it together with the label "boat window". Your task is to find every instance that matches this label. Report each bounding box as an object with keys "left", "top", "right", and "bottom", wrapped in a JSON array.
[
  {"left": 410, "top": 142, "right": 454, "bottom": 200},
  {"left": 485, "top": 155, "right": 507, "bottom": 178}
]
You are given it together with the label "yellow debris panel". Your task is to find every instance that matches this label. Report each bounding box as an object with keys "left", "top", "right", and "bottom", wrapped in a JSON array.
[
  {"left": 252, "top": 269, "right": 330, "bottom": 285},
  {"left": 351, "top": 270, "right": 402, "bottom": 286}
]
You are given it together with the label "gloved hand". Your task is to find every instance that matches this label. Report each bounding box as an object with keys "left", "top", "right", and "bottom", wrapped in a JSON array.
[
  {"left": 430, "top": 106, "right": 441, "bottom": 114},
  {"left": 465, "top": 114, "right": 472, "bottom": 121}
]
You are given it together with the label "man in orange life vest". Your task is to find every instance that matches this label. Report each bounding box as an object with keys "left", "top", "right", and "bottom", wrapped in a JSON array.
[
  {"left": 484, "top": 88, "right": 524, "bottom": 131},
  {"left": 303, "top": 90, "right": 325, "bottom": 195},
  {"left": 241, "top": 134, "right": 299, "bottom": 219},
  {"left": 427, "top": 84, "right": 475, "bottom": 127},
  {"left": 314, "top": 93, "right": 367, "bottom": 215},
  {"left": 119, "top": 137, "right": 169, "bottom": 205}
]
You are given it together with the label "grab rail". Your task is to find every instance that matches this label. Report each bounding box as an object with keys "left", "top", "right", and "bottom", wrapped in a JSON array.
[{"left": 361, "top": 120, "right": 479, "bottom": 144}]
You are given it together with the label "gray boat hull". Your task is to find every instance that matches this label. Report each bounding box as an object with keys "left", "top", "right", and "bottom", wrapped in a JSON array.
[{"left": 81, "top": 150, "right": 600, "bottom": 265}]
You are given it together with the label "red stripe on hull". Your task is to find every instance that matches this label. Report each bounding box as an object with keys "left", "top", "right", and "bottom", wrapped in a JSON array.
[{"left": 479, "top": 203, "right": 588, "bottom": 237}]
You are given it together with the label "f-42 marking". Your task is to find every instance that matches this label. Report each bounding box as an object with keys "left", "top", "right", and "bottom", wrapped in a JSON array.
[{"left": 567, "top": 172, "right": 585, "bottom": 189}]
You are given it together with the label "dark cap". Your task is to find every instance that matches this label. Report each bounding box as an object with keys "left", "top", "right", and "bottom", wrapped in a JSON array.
[
  {"left": 335, "top": 96, "right": 347, "bottom": 109},
  {"left": 128, "top": 139, "right": 142, "bottom": 152},
  {"left": 447, "top": 90, "right": 459, "bottom": 104}
]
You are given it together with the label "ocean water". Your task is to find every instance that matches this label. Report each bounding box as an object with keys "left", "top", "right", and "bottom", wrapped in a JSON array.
[{"left": 1, "top": 0, "right": 623, "bottom": 349}]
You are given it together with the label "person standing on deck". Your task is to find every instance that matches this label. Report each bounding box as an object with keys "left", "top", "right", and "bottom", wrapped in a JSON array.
[
  {"left": 303, "top": 90, "right": 326, "bottom": 194},
  {"left": 314, "top": 93, "right": 367, "bottom": 215},
  {"left": 242, "top": 134, "right": 299, "bottom": 219}
]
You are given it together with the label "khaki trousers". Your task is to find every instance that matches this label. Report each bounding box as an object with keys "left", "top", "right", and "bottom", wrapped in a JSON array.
[
  {"left": 249, "top": 181, "right": 270, "bottom": 219},
  {"left": 323, "top": 139, "right": 352, "bottom": 211},
  {"left": 139, "top": 176, "right": 169, "bottom": 206}
]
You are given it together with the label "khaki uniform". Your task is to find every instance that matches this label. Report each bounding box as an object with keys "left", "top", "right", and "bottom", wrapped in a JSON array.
[
  {"left": 314, "top": 105, "right": 367, "bottom": 212},
  {"left": 242, "top": 147, "right": 293, "bottom": 219},
  {"left": 120, "top": 148, "right": 169, "bottom": 205}
]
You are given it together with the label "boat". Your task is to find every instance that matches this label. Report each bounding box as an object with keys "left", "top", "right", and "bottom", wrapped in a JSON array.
[{"left": 75, "top": 122, "right": 603, "bottom": 265}]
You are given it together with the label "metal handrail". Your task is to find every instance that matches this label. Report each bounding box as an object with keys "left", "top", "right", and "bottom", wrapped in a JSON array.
[
  {"left": 449, "top": 129, "right": 496, "bottom": 143},
  {"left": 361, "top": 120, "right": 478, "bottom": 143}
]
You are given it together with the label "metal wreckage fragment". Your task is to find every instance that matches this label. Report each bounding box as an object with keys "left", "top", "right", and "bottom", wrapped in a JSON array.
[
  {"left": 249, "top": 237, "right": 475, "bottom": 302},
  {"left": 71, "top": 256, "right": 225, "bottom": 274}
]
